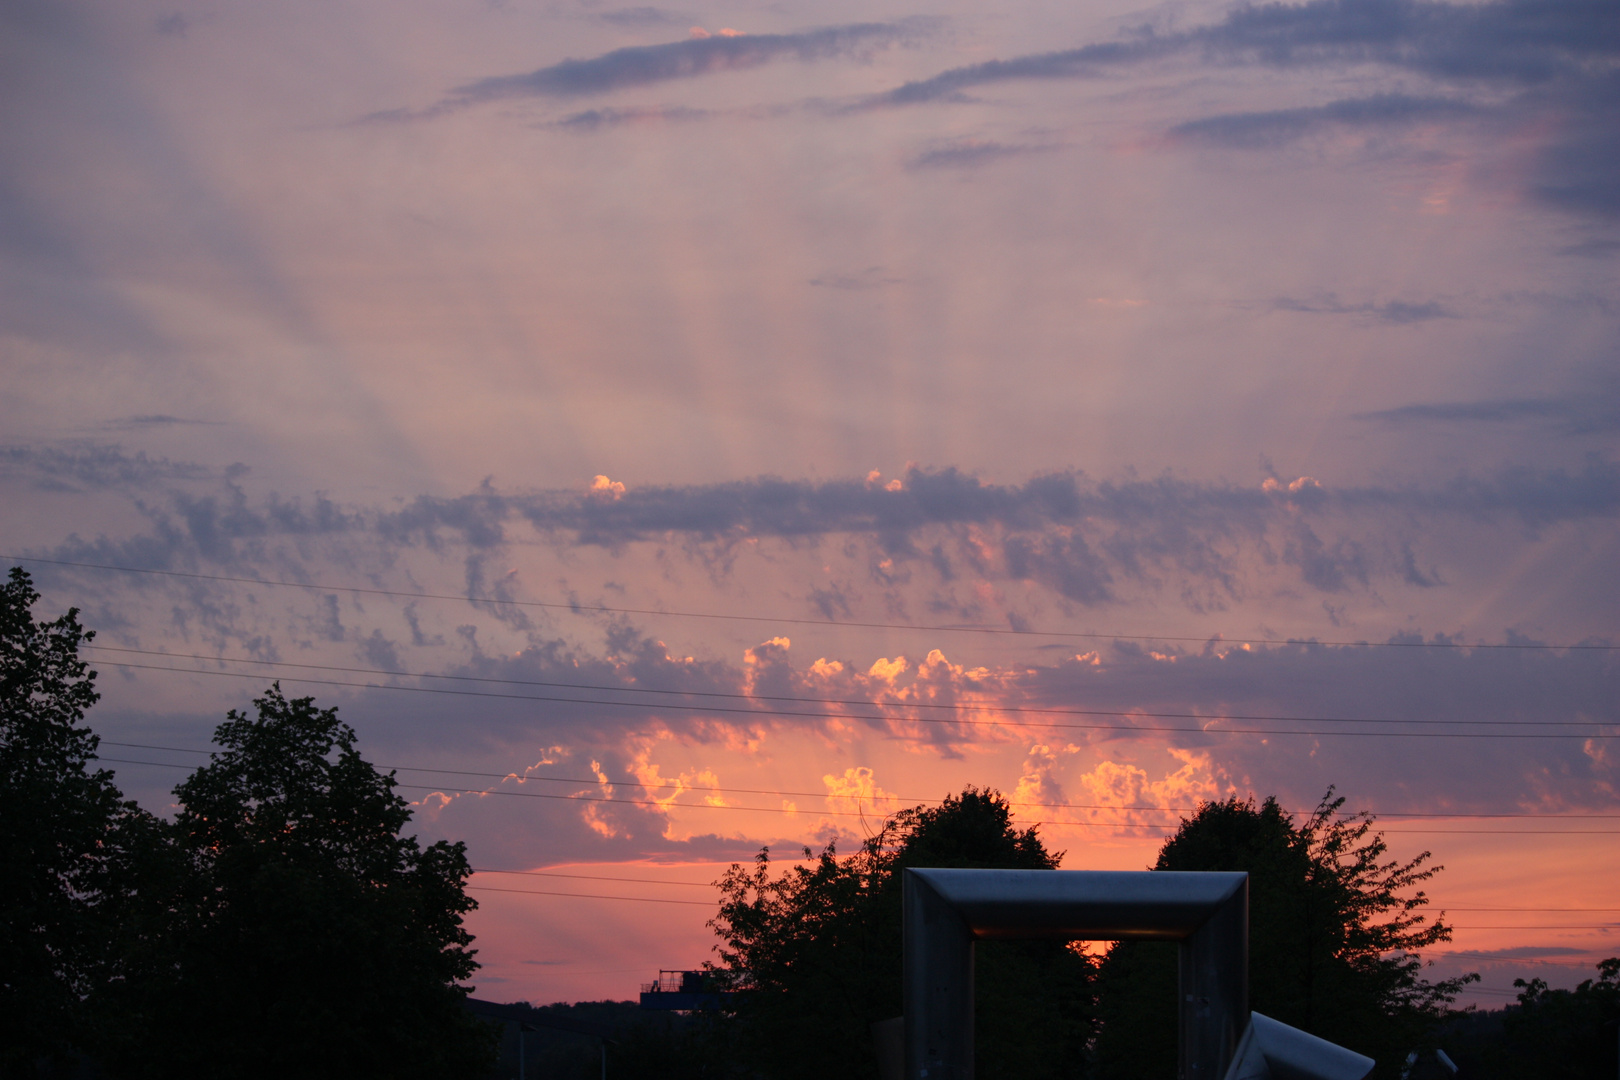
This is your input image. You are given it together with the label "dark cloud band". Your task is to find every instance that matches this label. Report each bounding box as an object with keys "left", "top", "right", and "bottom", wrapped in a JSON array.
[
  {"left": 8, "top": 448, "right": 1617, "bottom": 611},
  {"left": 452, "top": 22, "right": 923, "bottom": 103},
  {"left": 1169, "top": 94, "right": 1481, "bottom": 148}
]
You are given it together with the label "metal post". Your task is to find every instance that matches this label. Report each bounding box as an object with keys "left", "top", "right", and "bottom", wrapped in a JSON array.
[
  {"left": 517, "top": 1021, "right": 535, "bottom": 1080},
  {"left": 1178, "top": 877, "right": 1247, "bottom": 1080},
  {"left": 903, "top": 871, "right": 975, "bottom": 1080}
]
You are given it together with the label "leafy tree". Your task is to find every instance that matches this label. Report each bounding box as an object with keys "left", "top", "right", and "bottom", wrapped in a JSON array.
[
  {"left": 710, "top": 788, "right": 1094, "bottom": 1080},
  {"left": 0, "top": 567, "right": 156, "bottom": 1075},
  {"left": 1497, "top": 957, "right": 1620, "bottom": 1078},
  {"left": 108, "top": 685, "right": 495, "bottom": 1080},
  {"left": 1092, "top": 792, "right": 1473, "bottom": 1080}
]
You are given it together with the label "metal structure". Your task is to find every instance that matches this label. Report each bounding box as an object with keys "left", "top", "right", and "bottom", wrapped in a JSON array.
[
  {"left": 1227, "top": 1013, "right": 1374, "bottom": 1080},
  {"left": 902, "top": 867, "right": 1369, "bottom": 1080},
  {"left": 639, "top": 969, "right": 729, "bottom": 1011}
]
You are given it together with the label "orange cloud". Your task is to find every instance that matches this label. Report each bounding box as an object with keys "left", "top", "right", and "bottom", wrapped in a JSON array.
[
  {"left": 1077, "top": 749, "right": 1227, "bottom": 823},
  {"left": 1014, "top": 743, "right": 1080, "bottom": 809},
  {"left": 823, "top": 766, "right": 903, "bottom": 816},
  {"left": 581, "top": 760, "right": 621, "bottom": 838},
  {"left": 589, "top": 474, "right": 626, "bottom": 499},
  {"left": 809, "top": 657, "right": 846, "bottom": 678},
  {"left": 867, "top": 655, "right": 908, "bottom": 681},
  {"left": 1262, "top": 475, "right": 1321, "bottom": 494}
]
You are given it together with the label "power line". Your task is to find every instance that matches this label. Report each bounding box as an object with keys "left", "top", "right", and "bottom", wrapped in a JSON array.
[
  {"left": 79, "top": 645, "right": 1617, "bottom": 731},
  {"left": 95, "top": 755, "right": 1620, "bottom": 834},
  {"left": 473, "top": 868, "right": 718, "bottom": 888},
  {"left": 465, "top": 886, "right": 712, "bottom": 906},
  {"left": 79, "top": 762, "right": 1620, "bottom": 915},
  {"left": 1444, "top": 907, "right": 1620, "bottom": 913},
  {"left": 394, "top": 780, "right": 901, "bottom": 820},
  {"left": 1443, "top": 951, "right": 1609, "bottom": 967},
  {"left": 93, "top": 756, "right": 1171, "bottom": 826},
  {"left": 459, "top": 885, "right": 1619, "bottom": 928},
  {"left": 465, "top": 870, "right": 1620, "bottom": 912},
  {"left": 12, "top": 555, "right": 1614, "bottom": 651},
  {"left": 101, "top": 740, "right": 1620, "bottom": 821},
  {"left": 86, "top": 659, "right": 1620, "bottom": 740},
  {"left": 93, "top": 757, "right": 893, "bottom": 822}
]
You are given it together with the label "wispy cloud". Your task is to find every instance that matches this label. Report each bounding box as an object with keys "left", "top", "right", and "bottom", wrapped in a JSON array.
[
  {"left": 0, "top": 444, "right": 213, "bottom": 490},
  {"left": 808, "top": 266, "right": 903, "bottom": 290},
  {"left": 1531, "top": 72, "right": 1620, "bottom": 217},
  {"left": 863, "top": 0, "right": 1618, "bottom": 215},
  {"left": 1191, "top": 0, "right": 1616, "bottom": 84},
  {"left": 370, "top": 21, "right": 933, "bottom": 122},
  {"left": 1168, "top": 94, "right": 1481, "bottom": 148},
  {"left": 1357, "top": 396, "right": 1620, "bottom": 433},
  {"left": 1271, "top": 294, "right": 1457, "bottom": 323},
  {"left": 905, "top": 139, "right": 1059, "bottom": 170},
  {"left": 1447, "top": 946, "right": 1592, "bottom": 960},
  {"left": 545, "top": 105, "right": 712, "bottom": 132},
  {"left": 872, "top": 39, "right": 1170, "bottom": 105},
  {"left": 107, "top": 414, "right": 222, "bottom": 429},
  {"left": 869, "top": 0, "right": 1620, "bottom": 106},
  {"left": 1558, "top": 236, "right": 1620, "bottom": 258},
  {"left": 871, "top": 0, "right": 1620, "bottom": 97}
]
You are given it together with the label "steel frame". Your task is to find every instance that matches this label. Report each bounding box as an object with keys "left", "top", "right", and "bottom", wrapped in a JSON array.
[{"left": 902, "top": 868, "right": 1249, "bottom": 1080}]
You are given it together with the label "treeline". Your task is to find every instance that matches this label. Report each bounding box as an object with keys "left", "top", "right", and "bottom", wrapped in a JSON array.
[
  {"left": 1438, "top": 969, "right": 1620, "bottom": 1079},
  {"left": 1, "top": 569, "right": 494, "bottom": 1079}
]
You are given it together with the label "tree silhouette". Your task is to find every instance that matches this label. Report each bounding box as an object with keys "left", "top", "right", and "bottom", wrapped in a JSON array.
[
  {"left": 0, "top": 568, "right": 156, "bottom": 1075},
  {"left": 108, "top": 686, "right": 494, "bottom": 1079},
  {"left": 1092, "top": 792, "right": 1474, "bottom": 1079},
  {"left": 1496, "top": 957, "right": 1620, "bottom": 1078},
  {"left": 711, "top": 788, "right": 1094, "bottom": 1080}
]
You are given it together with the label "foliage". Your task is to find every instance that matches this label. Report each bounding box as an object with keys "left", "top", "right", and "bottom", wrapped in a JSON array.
[
  {"left": 105, "top": 685, "right": 495, "bottom": 1080},
  {"left": 0, "top": 567, "right": 156, "bottom": 1075},
  {"left": 1431, "top": 958, "right": 1620, "bottom": 1079},
  {"left": 1498, "top": 957, "right": 1620, "bottom": 1078},
  {"left": 1093, "top": 791, "right": 1474, "bottom": 1079},
  {"left": 710, "top": 788, "right": 1094, "bottom": 1080}
]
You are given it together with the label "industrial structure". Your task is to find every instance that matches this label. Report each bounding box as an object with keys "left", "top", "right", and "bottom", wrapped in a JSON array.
[
  {"left": 901, "top": 867, "right": 1374, "bottom": 1080},
  {"left": 639, "top": 969, "right": 731, "bottom": 1011}
]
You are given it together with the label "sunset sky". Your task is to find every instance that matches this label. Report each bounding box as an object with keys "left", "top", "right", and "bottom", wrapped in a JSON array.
[{"left": 2, "top": 0, "right": 1616, "bottom": 1010}]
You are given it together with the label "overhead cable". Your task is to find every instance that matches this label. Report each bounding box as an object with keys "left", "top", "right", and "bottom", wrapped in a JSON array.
[
  {"left": 95, "top": 756, "right": 1620, "bottom": 833},
  {"left": 79, "top": 645, "right": 1617, "bottom": 730},
  {"left": 88, "top": 658, "right": 1620, "bottom": 740},
  {"left": 11, "top": 555, "right": 1613, "bottom": 650},
  {"left": 101, "top": 741, "right": 1620, "bottom": 820}
]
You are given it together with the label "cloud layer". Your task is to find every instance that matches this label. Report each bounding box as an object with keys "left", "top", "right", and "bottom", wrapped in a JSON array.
[
  {"left": 869, "top": 0, "right": 1618, "bottom": 216},
  {"left": 12, "top": 453, "right": 1616, "bottom": 619}
]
